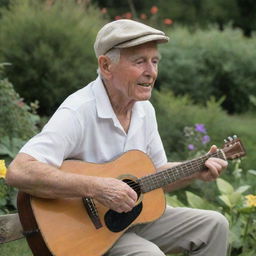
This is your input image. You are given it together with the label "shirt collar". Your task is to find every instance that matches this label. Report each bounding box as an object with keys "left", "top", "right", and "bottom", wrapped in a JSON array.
[
  {"left": 92, "top": 76, "right": 146, "bottom": 120},
  {"left": 93, "top": 76, "right": 115, "bottom": 119}
]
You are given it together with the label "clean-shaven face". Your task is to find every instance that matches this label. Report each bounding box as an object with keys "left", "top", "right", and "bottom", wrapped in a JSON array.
[{"left": 109, "top": 42, "right": 160, "bottom": 105}]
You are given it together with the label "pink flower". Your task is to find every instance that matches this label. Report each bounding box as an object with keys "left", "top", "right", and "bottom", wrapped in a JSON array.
[{"left": 115, "top": 16, "right": 122, "bottom": 20}]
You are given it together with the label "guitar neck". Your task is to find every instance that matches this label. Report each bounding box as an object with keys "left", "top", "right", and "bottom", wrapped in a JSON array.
[{"left": 139, "top": 149, "right": 226, "bottom": 193}]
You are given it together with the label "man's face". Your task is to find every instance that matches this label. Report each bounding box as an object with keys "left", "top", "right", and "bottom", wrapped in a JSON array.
[{"left": 109, "top": 42, "right": 159, "bottom": 104}]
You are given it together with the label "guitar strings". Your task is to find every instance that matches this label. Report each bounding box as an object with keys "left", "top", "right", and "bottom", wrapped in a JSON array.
[{"left": 122, "top": 151, "right": 222, "bottom": 192}]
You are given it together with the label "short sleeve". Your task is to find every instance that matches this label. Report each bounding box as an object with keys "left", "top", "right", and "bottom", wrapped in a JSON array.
[{"left": 20, "top": 108, "right": 83, "bottom": 167}]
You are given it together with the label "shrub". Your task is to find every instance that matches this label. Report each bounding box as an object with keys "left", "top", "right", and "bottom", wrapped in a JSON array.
[
  {"left": 151, "top": 90, "right": 230, "bottom": 161},
  {"left": 0, "top": 0, "right": 104, "bottom": 115},
  {"left": 0, "top": 63, "right": 40, "bottom": 161},
  {"left": 152, "top": 89, "right": 255, "bottom": 166},
  {"left": 158, "top": 26, "right": 256, "bottom": 114},
  {"left": 0, "top": 64, "right": 40, "bottom": 213}
]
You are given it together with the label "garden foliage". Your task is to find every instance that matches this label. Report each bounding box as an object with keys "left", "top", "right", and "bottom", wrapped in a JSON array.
[
  {"left": 0, "top": 67, "right": 38, "bottom": 137},
  {"left": 0, "top": 0, "right": 104, "bottom": 115},
  {"left": 158, "top": 26, "right": 256, "bottom": 114},
  {"left": 0, "top": 63, "right": 40, "bottom": 213},
  {"left": 151, "top": 90, "right": 230, "bottom": 161},
  {"left": 0, "top": 64, "right": 39, "bottom": 160},
  {"left": 167, "top": 162, "right": 256, "bottom": 256},
  {"left": 0, "top": 2, "right": 255, "bottom": 255},
  {"left": 92, "top": 0, "right": 256, "bottom": 37}
]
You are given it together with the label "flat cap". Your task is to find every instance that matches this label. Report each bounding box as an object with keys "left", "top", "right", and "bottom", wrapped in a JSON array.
[{"left": 94, "top": 19, "right": 169, "bottom": 58}]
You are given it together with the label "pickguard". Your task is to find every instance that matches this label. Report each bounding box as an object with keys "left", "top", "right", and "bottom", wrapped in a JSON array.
[{"left": 104, "top": 202, "right": 143, "bottom": 232}]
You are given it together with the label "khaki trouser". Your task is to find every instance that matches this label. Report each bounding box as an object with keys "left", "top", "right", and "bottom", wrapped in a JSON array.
[{"left": 105, "top": 206, "right": 229, "bottom": 256}]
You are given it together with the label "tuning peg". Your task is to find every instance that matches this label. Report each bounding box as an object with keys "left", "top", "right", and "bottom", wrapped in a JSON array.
[
  {"left": 224, "top": 139, "right": 228, "bottom": 143},
  {"left": 233, "top": 135, "right": 238, "bottom": 139}
]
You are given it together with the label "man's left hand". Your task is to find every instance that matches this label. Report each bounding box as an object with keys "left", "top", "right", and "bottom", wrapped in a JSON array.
[{"left": 196, "top": 145, "right": 228, "bottom": 182}]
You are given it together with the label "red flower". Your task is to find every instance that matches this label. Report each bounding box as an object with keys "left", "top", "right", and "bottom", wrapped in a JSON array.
[
  {"left": 163, "top": 18, "right": 173, "bottom": 25},
  {"left": 150, "top": 6, "right": 158, "bottom": 15},
  {"left": 140, "top": 13, "right": 147, "bottom": 20}
]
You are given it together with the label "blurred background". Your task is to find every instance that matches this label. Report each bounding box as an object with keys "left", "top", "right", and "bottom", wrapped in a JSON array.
[{"left": 0, "top": 1, "right": 255, "bottom": 255}]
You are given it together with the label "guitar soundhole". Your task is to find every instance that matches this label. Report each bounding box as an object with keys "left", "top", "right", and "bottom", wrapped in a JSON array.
[
  {"left": 122, "top": 179, "right": 141, "bottom": 198},
  {"left": 104, "top": 179, "right": 143, "bottom": 232}
]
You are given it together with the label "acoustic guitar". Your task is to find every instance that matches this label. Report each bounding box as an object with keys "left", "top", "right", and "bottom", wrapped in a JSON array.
[{"left": 17, "top": 136, "right": 246, "bottom": 256}]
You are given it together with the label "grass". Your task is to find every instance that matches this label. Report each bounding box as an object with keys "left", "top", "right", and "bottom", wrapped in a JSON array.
[
  {"left": 0, "top": 238, "right": 32, "bottom": 256},
  {"left": 0, "top": 238, "right": 184, "bottom": 256}
]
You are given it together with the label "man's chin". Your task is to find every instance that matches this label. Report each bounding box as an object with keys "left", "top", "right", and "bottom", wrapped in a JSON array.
[{"left": 137, "top": 93, "right": 152, "bottom": 101}]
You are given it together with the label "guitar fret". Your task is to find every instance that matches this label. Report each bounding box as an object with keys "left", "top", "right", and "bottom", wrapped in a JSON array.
[{"left": 140, "top": 150, "right": 226, "bottom": 193}]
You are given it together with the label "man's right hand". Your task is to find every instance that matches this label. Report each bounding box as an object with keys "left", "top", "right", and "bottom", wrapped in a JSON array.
[{"left": 92, "top": 177, "right": 138, "bottom": 213}]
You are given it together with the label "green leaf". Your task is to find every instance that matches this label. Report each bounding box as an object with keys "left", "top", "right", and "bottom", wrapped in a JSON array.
[
  {"left": 237, "top": 251, "right": 256, "bottom": 256},
  {"left": 186, "top": 191, "right": 204, "bottom": 208},
  {"left": 0, "top": 136, "right": 25, "bottom": 158},
  {"left": 229, "top": 221, "right": 243, "bottom": 248},
  {"left": 0, "top": 197, "right": 7, "bottom": 207},
  {"left": 9, "top": 188, "right": 18, "bottom": 209},
  {"left": 229, "top": 192, "right": 242, "bottom": 207},
  {"left": 186, "top": 191, "right": 215, "bottom": 210},
  {"left": 219, "top": 195, "right": 232, "bottom": 208},
  {"left": 238, "top": 206, "right": 256, "bottom": 214},
  {"left": 216, "top": 178, "right": 234, "bottom": 195},
  {"left": 0, "top": 142, "right": 14, "bottom": 158},
  {"left": 166, "top": 195, "right": 185, "bottom": 207},
  {"left": 248, "top": 170, "right": 256, "bottom": 176},
  {"left": 236, "top": 185, "right": 250, "bottom": 194}
]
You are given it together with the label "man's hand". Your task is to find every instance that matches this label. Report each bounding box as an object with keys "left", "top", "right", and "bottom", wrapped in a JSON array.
[
  {"left": 196, "top": 145, "right": 228, "bottom": 182},
  {"left": 92, "top": 177, "right": 137, "bottom": 213}
]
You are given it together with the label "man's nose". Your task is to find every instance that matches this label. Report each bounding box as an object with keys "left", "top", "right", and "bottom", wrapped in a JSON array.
[{"left": 144, "top": 62, "right": 157, "bottom": 78}]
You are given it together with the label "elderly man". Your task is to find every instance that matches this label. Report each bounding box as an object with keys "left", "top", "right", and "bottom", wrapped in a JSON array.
[{"left": 7, "top": 19, "right": 229, "bottom": 256}]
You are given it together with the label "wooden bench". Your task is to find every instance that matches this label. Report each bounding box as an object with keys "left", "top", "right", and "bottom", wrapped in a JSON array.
[{"left": 0, "top": 213, "right": 24, "bottom": 244}]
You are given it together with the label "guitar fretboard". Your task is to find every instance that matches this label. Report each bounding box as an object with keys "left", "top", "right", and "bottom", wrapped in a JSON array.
[{"left": 138, "top": 150, "right": 225, "bottom": 193}]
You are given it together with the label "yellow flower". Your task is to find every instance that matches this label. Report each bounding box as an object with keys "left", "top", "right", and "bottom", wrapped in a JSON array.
[
  {"left": 245, "top": 194, "right": 256, "bottom": 207},
  {"left": 0, "top": 160, "right": 7, "bottom": 178}
]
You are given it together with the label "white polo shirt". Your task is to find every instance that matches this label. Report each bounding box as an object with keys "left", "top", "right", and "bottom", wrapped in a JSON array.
[{"left": 20, "top": 76, "right": 167, "bottom": 168}]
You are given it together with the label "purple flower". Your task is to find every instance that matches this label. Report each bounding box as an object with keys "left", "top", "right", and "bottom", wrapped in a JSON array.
[
  {"left": 195, "top": 124, "right": 206, "bottom": 133},
  {"left": 188, "top": 144, "right": 195, "bottom": 151},
  {"left": 202, "top": 135, "right": 210, "bottom": 144}
]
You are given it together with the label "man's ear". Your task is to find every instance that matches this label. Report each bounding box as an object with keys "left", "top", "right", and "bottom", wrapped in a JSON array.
[{"left": 98, "top": 56, "right": 113, "bottom": 79}]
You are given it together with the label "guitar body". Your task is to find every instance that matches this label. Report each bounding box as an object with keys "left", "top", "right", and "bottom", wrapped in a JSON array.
[{"left": 19, "top": 150, "right": 166, "bottom": 256}]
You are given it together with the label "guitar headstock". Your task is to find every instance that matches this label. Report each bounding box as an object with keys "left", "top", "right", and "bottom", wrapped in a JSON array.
[{"left": 222, "top": 135, "right": 246, "bottom": 160}]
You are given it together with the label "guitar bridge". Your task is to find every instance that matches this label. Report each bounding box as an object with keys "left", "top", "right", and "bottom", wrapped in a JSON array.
[{"left": 82, "top": 197, "right": 103, "bottom": 229}]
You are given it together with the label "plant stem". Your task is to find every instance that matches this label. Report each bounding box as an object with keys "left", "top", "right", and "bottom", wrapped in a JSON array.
[
  {"left": 242, "top": 212, "right": 252, "bottom": 253},
  {"left": 227, "top": 209, "right": 238, "bottom": 256}
]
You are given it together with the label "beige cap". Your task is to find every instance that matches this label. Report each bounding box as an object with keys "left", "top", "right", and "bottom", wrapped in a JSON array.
[{"left": 94, "top": 19, "right": 169, "bottom": 57}]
